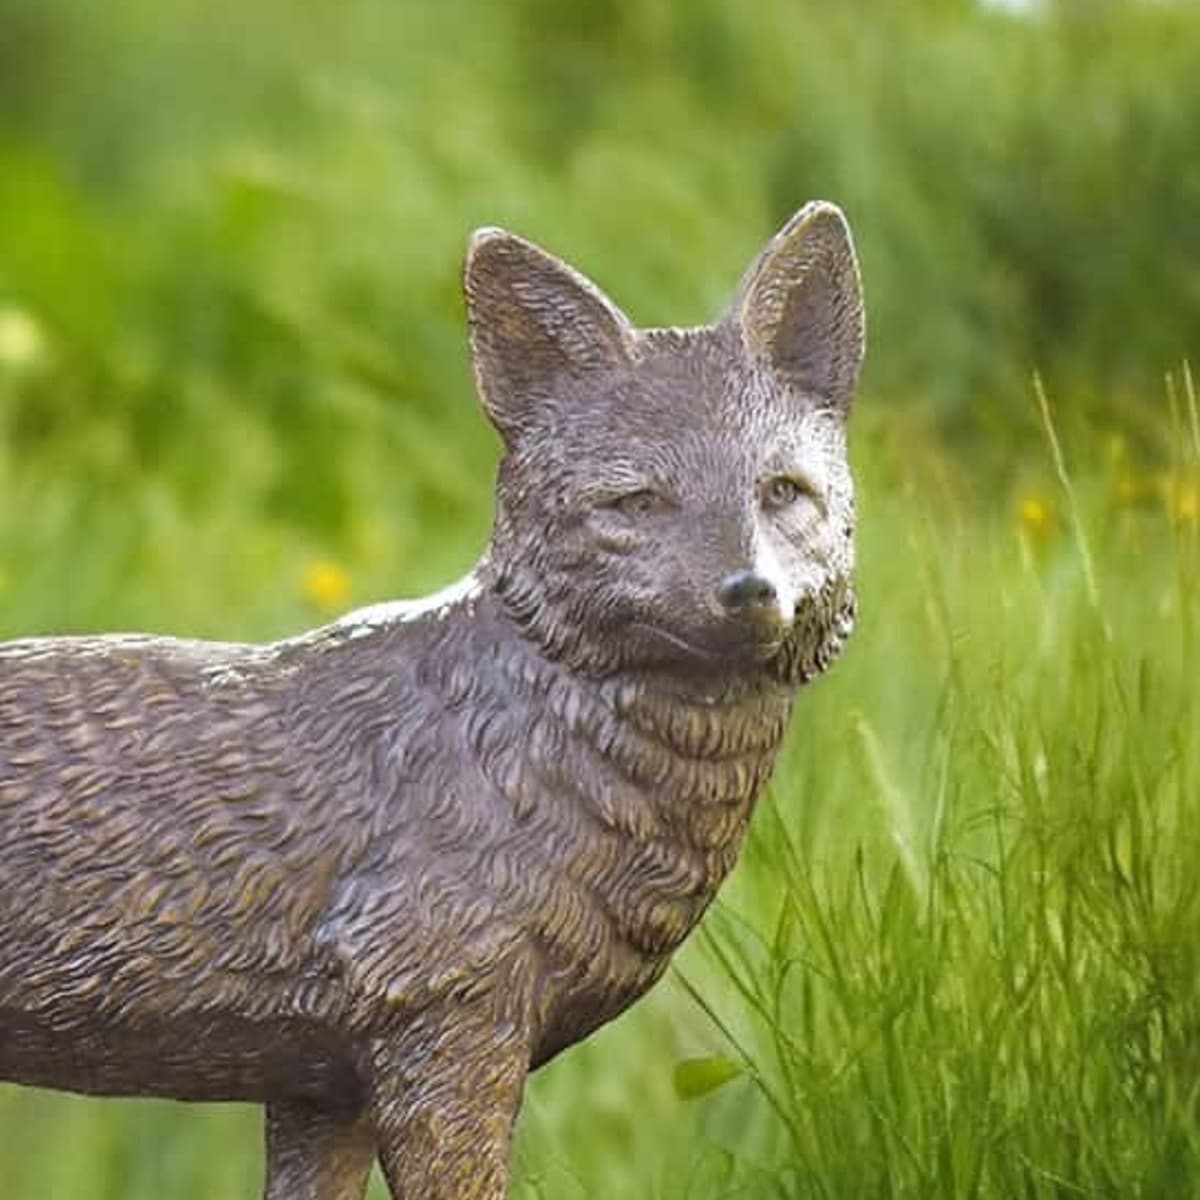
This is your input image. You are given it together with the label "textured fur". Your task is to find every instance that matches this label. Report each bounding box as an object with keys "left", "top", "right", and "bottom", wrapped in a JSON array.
[{"left": 0, "top": 201, "right": 865, "bottom": 1199}]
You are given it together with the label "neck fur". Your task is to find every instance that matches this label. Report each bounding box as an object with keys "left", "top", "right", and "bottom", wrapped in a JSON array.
[{"left": 421, "top": 594, "right": 796, "bottom": 962}]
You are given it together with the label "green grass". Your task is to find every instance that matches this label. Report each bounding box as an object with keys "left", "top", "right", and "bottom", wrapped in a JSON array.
[{"left": 3, "top": 0, "right": 1200, "bottom": 1194}]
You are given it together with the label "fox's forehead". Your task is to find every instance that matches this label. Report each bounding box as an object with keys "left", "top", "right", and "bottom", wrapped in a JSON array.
[
  {"left": 578, "top": 326, "right": 834, "bottom": 442},
  {"left": 631, "top": 325, "right": 833, "bottom": 431},
  {"left": 632, "top": 325, "right": 743, "bottom": 403},
  {"left": 545, "top": 327, "right": 842, "bottom": 489}
]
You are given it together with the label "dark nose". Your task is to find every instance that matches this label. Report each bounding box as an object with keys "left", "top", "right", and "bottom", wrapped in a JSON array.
[{"left": 716, "top": 568, "right": 777, "bottom": 613}]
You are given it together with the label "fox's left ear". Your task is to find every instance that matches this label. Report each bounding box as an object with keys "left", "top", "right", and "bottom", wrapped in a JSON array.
[
  {"left": 731, "top": 201, "right": 865, "bottom": 410},
  {"left": 464, "top": 228, "right": 633, "bottom": 446}
]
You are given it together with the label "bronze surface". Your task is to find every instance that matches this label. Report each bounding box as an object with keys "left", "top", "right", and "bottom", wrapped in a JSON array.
[{"left": 0, "top": 202, "right": 865, "bottom": 1198}]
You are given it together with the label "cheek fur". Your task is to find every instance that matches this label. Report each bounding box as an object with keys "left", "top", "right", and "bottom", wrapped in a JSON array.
[
  {"left": 756, "top": 500, "right": 854, "bottom": 618},
  {"left": 582, "top": 513, "right": 641, "bottom": 558}
]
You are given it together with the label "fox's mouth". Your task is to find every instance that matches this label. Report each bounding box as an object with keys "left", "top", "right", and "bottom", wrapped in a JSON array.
[{"left": 631, "top": 621, "right": 786, "bottom": 668}]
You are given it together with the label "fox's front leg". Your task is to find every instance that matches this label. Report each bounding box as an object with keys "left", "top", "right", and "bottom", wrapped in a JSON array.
[
  {"left": 366, "top": 1000, "right": 533, "bottom": 1200},
  {"left": 263, "top": 1101, "right": 376, "bottom": 1200}
]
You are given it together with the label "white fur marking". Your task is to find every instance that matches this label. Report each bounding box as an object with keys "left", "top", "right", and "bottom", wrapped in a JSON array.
[
  {"left": 335, "top": 573, "right": 483, "bottom": 638},
  {"left": 752, "top": 531, "right": 796, "bottom": 625}
]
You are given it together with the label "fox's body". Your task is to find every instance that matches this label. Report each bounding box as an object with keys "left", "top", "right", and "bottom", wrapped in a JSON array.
[
  {"left": 0, "top": 203, "right": 864, "bottom": 1199},
  {"left": 0, "top": 586, "right": 842, "bottom": 1091}
]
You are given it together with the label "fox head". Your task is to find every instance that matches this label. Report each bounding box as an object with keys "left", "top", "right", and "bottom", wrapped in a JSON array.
[{"left": 465, "top": 202, "right": 865, "bottom": 687}]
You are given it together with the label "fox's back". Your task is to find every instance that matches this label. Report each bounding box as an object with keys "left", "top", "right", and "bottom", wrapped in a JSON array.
[
  {"left": 0, "top": 636, "right": 345, "bottom": 1079},
  {"left": 0, "top": 633, "right": 299, "bottom": 920}
]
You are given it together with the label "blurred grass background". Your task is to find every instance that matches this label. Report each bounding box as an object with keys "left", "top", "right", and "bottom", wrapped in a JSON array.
[{"left": 1, "top": 0, "right": 1198, "bottom": 1196}]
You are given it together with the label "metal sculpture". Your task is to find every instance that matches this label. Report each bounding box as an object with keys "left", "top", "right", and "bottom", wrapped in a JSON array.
[{"left": 0, "top": 201, "right": 865, "bottom": 1198}]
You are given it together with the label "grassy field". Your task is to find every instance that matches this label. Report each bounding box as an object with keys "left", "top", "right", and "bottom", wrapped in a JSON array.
[{"left": 2, "top": 0, "right": 1199, "bottom": 1196}]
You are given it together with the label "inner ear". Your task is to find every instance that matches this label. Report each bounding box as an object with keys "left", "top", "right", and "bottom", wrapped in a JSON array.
[
  {"left": 732, "top": 201, "right": 865, "bottom": 408},
  {"left": 464, "top": 229, "right": 633, "bottom": 445}
]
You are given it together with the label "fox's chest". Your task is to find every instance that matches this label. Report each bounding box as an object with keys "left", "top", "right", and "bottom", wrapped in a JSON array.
[
  {"left": 504, "top": 737, "right": 785, "bottom": 1065},
  {"left": 327, "top": 655, "right": 794, "bottom": 1056},
  {"left": 518, "top": 797, "right": 758, "bottom": 1067}
]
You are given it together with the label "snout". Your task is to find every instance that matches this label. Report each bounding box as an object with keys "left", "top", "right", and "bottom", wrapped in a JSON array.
[
  {"left": 714, "top": 569, "right": 787, "bottom": 657},
  {"left": 716, "top": 568, "right": 778, "bottom": 614}
]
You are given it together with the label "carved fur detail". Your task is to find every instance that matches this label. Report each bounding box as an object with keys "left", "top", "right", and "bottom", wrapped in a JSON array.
[{"left": 0, "top": 201, "right": 865, "bottom": 1199}]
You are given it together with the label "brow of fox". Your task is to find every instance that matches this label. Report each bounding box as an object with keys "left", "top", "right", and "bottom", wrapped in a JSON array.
[
  {"left": 579, "top": 475, "right": 799, "bottom": 513},
  {"left": 578, "top": 478, "right": 674, "bottom": 506},
  {"left": 759, "top": 454, "right": 827, "bottom": 499}
]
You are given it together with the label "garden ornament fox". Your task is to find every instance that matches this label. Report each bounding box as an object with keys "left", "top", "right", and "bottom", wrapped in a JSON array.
[{"left": 0, "top": 200, "right": 865, "bottom": 1199}]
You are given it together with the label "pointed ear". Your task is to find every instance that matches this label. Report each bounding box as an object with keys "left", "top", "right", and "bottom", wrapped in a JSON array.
[
  {"left": 464, "top": 228, "right": 633, "bottom": 444},
  {"left": 732, "top": 201, "right": 865, "bottom": 409}
]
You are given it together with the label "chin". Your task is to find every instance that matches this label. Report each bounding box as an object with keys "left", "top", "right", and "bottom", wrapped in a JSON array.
[{"left": 621, "top": 618, "right": 788, "bottom": 683}]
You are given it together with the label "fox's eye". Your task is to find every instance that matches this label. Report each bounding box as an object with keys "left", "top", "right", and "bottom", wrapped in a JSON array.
[
  {"left": 611, "top": 488, "right": 664, "bottom": 518},
  {"left": 761, "top": 476, "right": 810, "bottom": 511}
]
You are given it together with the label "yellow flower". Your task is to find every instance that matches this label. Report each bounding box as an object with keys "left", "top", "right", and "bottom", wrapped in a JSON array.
[
  {"left": 1018, "top": 495, "right": 1052, "bottom": 539},
  {"left": 1165, "top": 476, "right": 1199, "bottom": 527},
  {"left": 302, "top": 560, "right": 350, "bottom": 612}
]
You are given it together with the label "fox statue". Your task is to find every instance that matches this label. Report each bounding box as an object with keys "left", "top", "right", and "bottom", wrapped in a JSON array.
[{"left": 0, "top": 201, "right": 865, "bottom": 1199}]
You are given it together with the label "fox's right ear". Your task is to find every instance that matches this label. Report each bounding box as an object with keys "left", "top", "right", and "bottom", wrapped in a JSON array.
[
  {"left": 732, "top": 201, "right": 865, "bottom": 411},
  {"left": 464, "top": 229, "right": 633, "bottom": 445}
]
